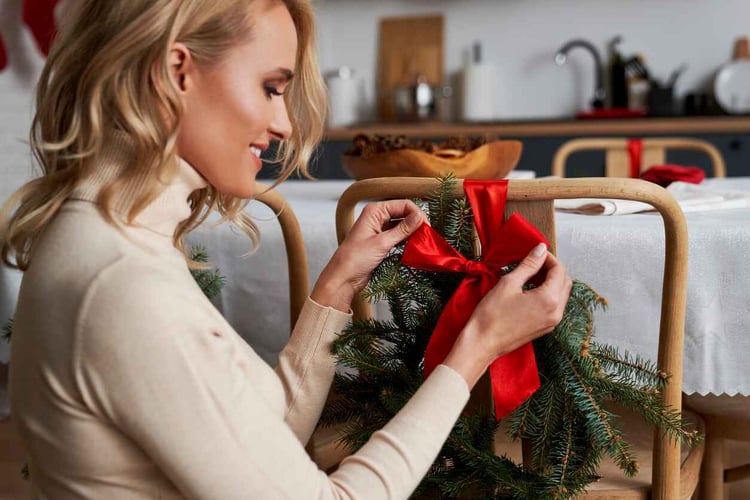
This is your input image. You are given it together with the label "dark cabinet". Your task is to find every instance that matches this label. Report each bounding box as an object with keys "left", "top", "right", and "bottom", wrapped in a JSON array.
[{"left": 259, "top": 118, "right": 750, "bottom": 180}]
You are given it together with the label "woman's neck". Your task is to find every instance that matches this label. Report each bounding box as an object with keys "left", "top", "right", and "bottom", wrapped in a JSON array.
[{"left": 70, "top": 134, "right": 209, "bottom": 238}]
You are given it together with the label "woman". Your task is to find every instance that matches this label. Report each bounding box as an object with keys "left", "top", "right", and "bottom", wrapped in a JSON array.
[{"left": 0, "top": 0, "right": 572, "bottom": 498}]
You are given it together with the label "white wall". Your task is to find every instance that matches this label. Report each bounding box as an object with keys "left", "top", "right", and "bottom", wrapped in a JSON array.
[{"left": 316, "top": 0, "right": 750, "bottom": 121}]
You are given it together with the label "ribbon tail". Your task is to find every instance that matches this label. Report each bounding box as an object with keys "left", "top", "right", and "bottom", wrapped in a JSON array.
[
  {"left": 423, "top": 280, "right": 484, "bottom": 378},
  {"left": 489, "top": 342, "right": 540, "bottom": 419}
]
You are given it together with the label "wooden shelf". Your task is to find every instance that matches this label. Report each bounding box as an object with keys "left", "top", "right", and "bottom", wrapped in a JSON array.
[{"left": 325, "top": 116, "right": 750, "bottom": 140}]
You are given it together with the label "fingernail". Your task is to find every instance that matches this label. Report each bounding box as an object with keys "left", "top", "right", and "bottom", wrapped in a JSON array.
[
  {"left": 531, "top": 243, "right": 547, "bottom": 257},
  {"left": 406, "top": 211, "right": 422, "bottom": 226}
]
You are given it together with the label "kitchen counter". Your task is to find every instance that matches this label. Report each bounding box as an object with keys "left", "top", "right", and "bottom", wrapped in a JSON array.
[{"left": 325, "top": 115, "right": 750, "bottom": 140}]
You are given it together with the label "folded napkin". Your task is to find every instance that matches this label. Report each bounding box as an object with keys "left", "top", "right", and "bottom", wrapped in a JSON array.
[
  {"left": 555, "top": 181, "right": 750, "bottom": 215},
  {"left": 640, "top": 164, "right": 706, "bottom": 187},
  {"left": 505, "top": 170, "right": 536, "bottom": 180}
]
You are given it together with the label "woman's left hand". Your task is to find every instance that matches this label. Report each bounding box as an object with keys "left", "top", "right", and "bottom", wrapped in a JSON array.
[{"left": 311, "top": 200, "right": 427, "bottom": 312}]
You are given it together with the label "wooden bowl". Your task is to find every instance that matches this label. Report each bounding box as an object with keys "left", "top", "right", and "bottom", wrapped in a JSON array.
[{"left": 341, "top": 140, "right": 523, "bottom": 180}]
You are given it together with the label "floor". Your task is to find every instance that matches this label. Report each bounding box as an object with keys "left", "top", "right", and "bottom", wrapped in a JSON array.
[
  {"left": 1, "top": 417, "right": 749, "bottom": 499},
  {"left": 0, "top": 419, "right": 29, "bottom": 499}
]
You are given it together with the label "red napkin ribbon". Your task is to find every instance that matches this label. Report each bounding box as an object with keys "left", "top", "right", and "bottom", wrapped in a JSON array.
[
  {"left": 640, "top": 164, "right": 705, "bottom": 187},
  {"left": 401, "top": 180, "right": 548, "bottom": 419},
  {"left": 627, "top": 138, "right": 643, "bottom": 178}
]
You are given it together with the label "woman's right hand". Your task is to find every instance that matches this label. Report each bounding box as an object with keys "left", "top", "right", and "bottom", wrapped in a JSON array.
[{"left": 443, "top": 243, "right": 573, "bottom": 389}]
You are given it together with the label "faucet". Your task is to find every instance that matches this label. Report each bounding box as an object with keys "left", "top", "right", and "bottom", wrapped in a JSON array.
[{"left": 555, "top": 39, "right": 606, "bottom": 109}]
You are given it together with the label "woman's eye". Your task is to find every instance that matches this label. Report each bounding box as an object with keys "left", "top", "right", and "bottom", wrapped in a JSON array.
[{"left": 264, "top": 85, "right": 284, "bottom": 99}]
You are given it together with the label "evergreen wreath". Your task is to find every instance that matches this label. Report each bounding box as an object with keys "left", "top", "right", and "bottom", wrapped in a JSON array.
[{"left": 319, "top": 175, "right": 699, "bottom": 499}]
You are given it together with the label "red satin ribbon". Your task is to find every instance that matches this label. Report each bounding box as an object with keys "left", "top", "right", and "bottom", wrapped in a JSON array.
[
  {"left": 627, "top": 138, "right": 643, "bottom": 178},
  {"left": 401, "top": 180, "right": 548, "bottom": 419}
]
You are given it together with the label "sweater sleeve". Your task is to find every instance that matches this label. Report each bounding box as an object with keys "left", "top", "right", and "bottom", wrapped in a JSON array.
[
  {"left": 275, "top": 297, "right": 351, "bottom": 444},
  {"left": 73, "top": 260, "right": 470, "bottom": 500}
]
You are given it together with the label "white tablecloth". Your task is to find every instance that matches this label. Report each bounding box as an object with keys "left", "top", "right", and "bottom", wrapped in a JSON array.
[{"left": 2, "top": 178, "right": 750, "bottom": 397}]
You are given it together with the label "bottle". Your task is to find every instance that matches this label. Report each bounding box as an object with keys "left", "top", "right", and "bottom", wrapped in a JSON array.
[
  {"left": 626, "top": 55, "right": 650, "bottom": 111},
  {"left": 326, "top": 66, "right": 361, "bottom": 128},
  {"left": 609, "top": 36, "right": 628, "bottom": 108},
  {"left": 461, "top": 42, "right": 496, "bottom": 122}
]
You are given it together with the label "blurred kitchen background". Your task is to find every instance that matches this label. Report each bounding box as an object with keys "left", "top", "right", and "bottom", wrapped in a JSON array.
[
  {"left": 2, "top": 0, "right": 750, "bottom": 195},
  {"left": 300, "top": 0, "right": 750, "bottom": 179},
  {"left": 316, "top": 0, "right": 747, "bottom": 122}
]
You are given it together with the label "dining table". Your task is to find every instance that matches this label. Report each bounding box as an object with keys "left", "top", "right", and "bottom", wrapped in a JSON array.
[{"left": 1, "top": 177, "right": 750, "bottom": 415}]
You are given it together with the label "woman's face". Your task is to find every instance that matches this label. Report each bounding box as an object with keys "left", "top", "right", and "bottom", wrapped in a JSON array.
[{"left": 175, "top": 2, "right": 297, "bottom": 198}]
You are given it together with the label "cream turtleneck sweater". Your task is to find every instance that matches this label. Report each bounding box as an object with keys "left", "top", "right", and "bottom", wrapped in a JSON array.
[{"left": 9, "top": 140, "right": 470, "bottom": 499}]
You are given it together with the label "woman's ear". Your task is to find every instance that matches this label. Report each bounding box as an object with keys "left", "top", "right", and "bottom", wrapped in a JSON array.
[{"left": 169, "top": 42, "right": 194, "bottom": 93}]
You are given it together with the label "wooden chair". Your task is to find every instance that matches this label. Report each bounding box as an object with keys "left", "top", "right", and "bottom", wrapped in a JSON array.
[
  {"left": 253, "top": 182, "right": 309, "bottom": 326},
  {"left": 327, "top": 177, "right": 703, "bottom": 500},
  {"left": 552, "top": 137, "right": 726, "bottom": 178},
  {"left": 254, "top": 181, "right": 331, "bottom": 462}
]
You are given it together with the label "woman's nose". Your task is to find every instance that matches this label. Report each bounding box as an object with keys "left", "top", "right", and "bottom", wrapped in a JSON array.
[{"left": 269, "top": 98, "right": 292, "bottom": 141}]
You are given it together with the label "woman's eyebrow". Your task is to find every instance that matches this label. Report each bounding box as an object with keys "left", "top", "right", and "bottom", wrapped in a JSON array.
[{"left": 264, "top": 68, "right": 294, "bottom": 81}]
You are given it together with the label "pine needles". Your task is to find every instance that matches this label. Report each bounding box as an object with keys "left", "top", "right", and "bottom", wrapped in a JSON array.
[
  {"left": 188, "top": 246, "right": 226, "bottom": 299},
  {"left": 1, "top": 318, "right": 11, "bottom": 343},
  {"left": 319, "top": 175, "right": 701, "bottom": 499}
]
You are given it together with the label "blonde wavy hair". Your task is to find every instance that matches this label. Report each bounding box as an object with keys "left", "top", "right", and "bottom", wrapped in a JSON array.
[{"left": 0, "top": 0, "right": 326, "bottom": 270}]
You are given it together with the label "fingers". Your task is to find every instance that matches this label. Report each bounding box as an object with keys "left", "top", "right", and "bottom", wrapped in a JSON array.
[
  {"left": 525, "top": 252, "right": 572, "bottom": 329},
  {"left": 356, "top": 200, "right": 427, "bottom": 247},
  {"left": 505, "top": 243, "right": 548, "bottom": 286},
  {"left": 536, "top": 253, "right": 572, "bottom": 298}
]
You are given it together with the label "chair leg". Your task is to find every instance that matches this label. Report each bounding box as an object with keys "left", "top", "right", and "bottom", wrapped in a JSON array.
[{"left": 699, "top": 435, "right": 724, "bottom": 500}]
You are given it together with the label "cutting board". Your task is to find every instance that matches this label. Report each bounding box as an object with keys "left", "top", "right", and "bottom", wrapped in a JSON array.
[{"left": 377, "top": 14, "right": 444, "bottom": 121}]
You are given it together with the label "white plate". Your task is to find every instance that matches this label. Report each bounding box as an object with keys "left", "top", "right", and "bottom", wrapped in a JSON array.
[{"left": 714, "top": 60, "right": 750, "bottom": 114}]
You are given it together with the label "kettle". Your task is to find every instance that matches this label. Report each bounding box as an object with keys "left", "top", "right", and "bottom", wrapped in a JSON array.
[{"left": 391, "top": 74, "right": 451, "bottom": 122}]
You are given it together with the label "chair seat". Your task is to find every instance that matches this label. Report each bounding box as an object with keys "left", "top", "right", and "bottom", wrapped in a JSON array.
[
  {"left": 518, "top": 405, "right": 703, "bottom": 500},
  {"left": 311, "top": 424, "right": 351, "bottom": 472},
  {"left": 0, "top": 418, "right": 31, "bottom": 498}
]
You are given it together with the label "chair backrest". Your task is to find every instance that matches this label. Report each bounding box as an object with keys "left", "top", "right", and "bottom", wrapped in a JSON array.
[
  {"left": 335, "top": 177, "right": 688, "bottom": 498},
  {"left": 253, "top": 182, "right": 309, "bottom": 326},
  {"left": 552, "top": 137, "right": 726, "bottom": 178}
]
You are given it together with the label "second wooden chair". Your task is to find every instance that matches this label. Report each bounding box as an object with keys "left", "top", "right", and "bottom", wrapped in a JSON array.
[{"left": 552, "top": 137, "right": 726, "bottom": 178}]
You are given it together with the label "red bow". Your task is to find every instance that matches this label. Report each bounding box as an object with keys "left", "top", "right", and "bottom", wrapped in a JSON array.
[{"left": 401, "top": 180, "right": 548, "bottom": 419}]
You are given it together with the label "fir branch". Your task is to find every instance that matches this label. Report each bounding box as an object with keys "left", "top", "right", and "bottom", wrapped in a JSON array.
[
  {"left": 590, "top": 376, "right": 700, "bottom": 446},
  {"left": 188, "top": 246, "right": 225, "bottom": 299},
  {"left": 426, "top": 173, "right": 457, "bottom": 235},
  {"left": 591, "top": 344, "right": 668, "bottom": 390},
  {"left": 528, "top": 381, "right": 565, "bottom": 472},
  {"left": 444, "top": 198, "right": 476, "bottom": 258},
  {"left": 555, "top": 347, "right": 639, "bottom": 477},
  {"left": 362, "top": 253, "right": 405, "bottom": 303},
  {"left": 1, "top": 318, "right": 12, "bottom": 343}
]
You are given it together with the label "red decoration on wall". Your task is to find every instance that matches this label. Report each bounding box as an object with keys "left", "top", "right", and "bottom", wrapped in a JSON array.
[
  {"left": 0, "top": 36, "right": 7, "bottom": 71},
  {"left": 23, "top": 0, "right": 60, "bottom": 56}
]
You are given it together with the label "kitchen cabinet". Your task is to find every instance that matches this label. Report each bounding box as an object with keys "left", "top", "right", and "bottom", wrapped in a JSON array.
[{"left": 258, "top": 116, "right": 750, "bottom": 180}]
